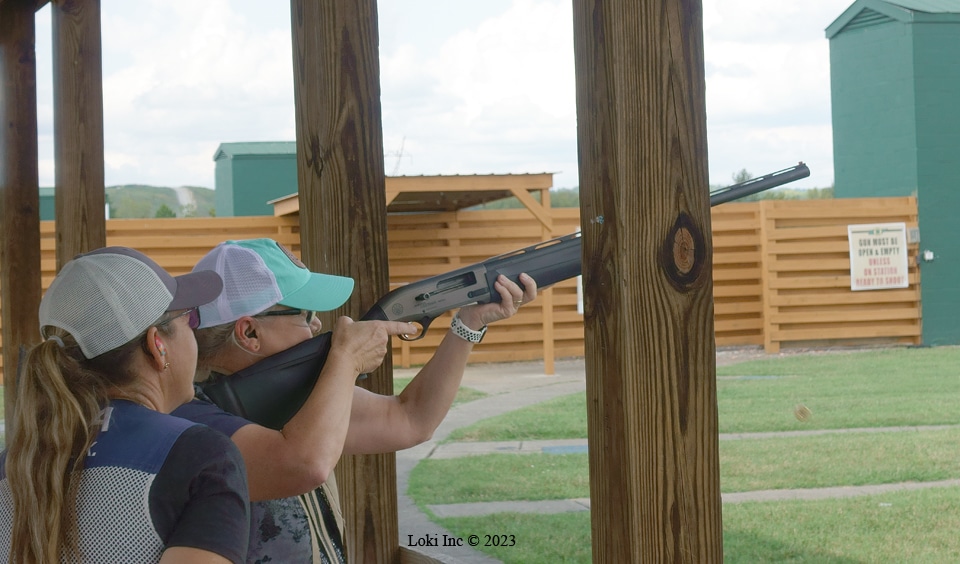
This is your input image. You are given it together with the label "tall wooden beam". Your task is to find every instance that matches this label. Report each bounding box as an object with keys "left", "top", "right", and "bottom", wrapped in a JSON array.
[
  {"left": 573, "top": 0, "right": 722, "bottom": 561},
  {"left": 290, "top": 1, "right": 399, "bottom": 562},
  {"left": 0, "top": 0, "right": 42, "bottom": 430},
  {"left": 52, "top": 0, "right": 106, "bottom": 265}
]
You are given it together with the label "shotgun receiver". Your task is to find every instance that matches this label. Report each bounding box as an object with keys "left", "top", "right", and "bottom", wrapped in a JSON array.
[{"left": 201, "top": 162, "right": 810, "bottom": 429}]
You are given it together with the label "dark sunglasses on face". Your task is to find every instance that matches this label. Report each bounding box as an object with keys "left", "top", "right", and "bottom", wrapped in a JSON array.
[
  {"left": 257, "top": 308, "right": 317, "bottom": 324},
  {"left": 158, "top": 306, "right": 201, "bottom": 330}
]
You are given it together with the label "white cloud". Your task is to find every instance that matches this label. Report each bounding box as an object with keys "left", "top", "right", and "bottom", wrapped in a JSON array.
[
  {"left": 32, "top": 0, "right": 854, "bottom": 191},
  {"left": 380, "top": 0, "right": 577, "bottom": 183}
]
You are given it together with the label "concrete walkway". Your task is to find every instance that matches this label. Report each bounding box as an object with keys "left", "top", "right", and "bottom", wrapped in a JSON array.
[
  {"left": 393, "top": 354, "right": 960, "bottom": 563},
  {"left": 395, "top": 358, "right": 588, "bottom": 563}
]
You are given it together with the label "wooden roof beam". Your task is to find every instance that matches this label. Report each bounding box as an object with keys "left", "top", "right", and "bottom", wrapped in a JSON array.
[
  {"left": 508, "top": 186, "right": 552, "bottom": 230},
  {"left": 385, "top": 172, "right": 553, "bottom": 193},
  {"left": 0, "top": 0, "right": 52, "bottom": 10}
]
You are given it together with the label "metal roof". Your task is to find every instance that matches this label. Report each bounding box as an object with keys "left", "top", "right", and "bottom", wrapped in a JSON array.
[
  {"left": 213, "top": 141, "right": 296, "bottom": 161},
  {"left": 826, "top": 0, "right": 960, "bottom": 38}
]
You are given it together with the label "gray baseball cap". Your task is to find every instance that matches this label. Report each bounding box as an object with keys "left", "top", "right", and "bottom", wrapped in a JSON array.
[{"left": 39, "top": 246, "right": 223, "bottom": 359}]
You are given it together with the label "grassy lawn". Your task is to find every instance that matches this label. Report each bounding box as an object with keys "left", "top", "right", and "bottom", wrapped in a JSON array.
[
  {"left": 409, "top": 346, "right": 960, "bottom": 562},
  {"left": 411, "top": 427, "right": 960, "bottom": 503},
  {"left": 435, "top": 487, "right": 960, "bottom": 563},
  {"left": 446, "top": 346, "right": 960, "bottom": 442}
]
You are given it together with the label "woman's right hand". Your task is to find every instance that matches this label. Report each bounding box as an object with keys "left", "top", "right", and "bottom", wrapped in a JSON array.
[{"left": 329, "top": 316, "right": 417, "bottom": 374}]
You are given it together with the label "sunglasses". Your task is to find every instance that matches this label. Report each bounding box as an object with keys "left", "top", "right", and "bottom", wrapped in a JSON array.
[
  {"left": 257, "top": 308, "right": 317, "bottom": 324},
  {"left": 158, "top": 306, "right": 201, "bottom": 330}
]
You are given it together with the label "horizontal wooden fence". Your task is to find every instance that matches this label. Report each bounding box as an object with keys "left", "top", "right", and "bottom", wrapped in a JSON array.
[
  {"left": 0, "top": 197, "right": 920, "bottom": 383},
  {"left": 711, "top": 197, "right": 921, "bottom": 352},
  {"left": 757, "top": 197, "right": 920, "bottom": 352}
]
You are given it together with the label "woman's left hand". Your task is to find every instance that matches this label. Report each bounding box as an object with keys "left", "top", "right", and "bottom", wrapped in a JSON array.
[{"left": 455, "top": 272, "right": 538, "bottom": 330}]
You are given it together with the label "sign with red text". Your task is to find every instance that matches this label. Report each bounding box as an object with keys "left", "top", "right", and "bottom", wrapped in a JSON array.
[{"left": 847, "top": 223, "right": 909, "bottom": 291}]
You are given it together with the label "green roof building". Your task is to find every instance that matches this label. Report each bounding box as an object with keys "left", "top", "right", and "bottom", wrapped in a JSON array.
[
  {"left": 39, "top": 187, "right": 55, "bottom": 220},
  {"left": 213, "top": 141, "right": 298, "bottom": 217},
  {"left": 827, "top": 0, "right": 960, "bottom": 344}
]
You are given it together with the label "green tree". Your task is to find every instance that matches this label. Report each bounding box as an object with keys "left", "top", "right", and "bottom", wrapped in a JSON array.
[
  {"left": 732, "top": 168, "right": 753, "bottom": 184},
  {"left": 155, "top": 204, "right": 176, "bottom": 218}
]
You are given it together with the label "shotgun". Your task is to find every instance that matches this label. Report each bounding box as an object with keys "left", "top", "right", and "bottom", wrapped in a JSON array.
[{"left": 201, "top": 162, "right": 810, "bottom": 429}]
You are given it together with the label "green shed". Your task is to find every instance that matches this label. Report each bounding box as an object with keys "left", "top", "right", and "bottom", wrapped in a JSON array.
[
  {"left": 213, "top": 141, "right": 298, "bottom": 217},
  {"left": 827, "top": 0, "right": 960, "bottom": 344},
  {"left": 38, "top": 187, "right": 55, "bottom": 220}
]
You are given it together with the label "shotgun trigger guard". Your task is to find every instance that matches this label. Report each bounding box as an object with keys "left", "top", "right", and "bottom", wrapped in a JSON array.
[{"left": 399, "top": 317, "right": 432, "bottom": 341}]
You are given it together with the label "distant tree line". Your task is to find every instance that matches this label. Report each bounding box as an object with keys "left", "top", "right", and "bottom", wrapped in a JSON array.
[
  {"left": 103, "top": 170, "right": 832, "bottom": 217},
  {"left": 106, "top": 185, "right": 216, "bottom": 218},
  {"left": 712, "top": 169, "right": 834, "bottom": 202},
  {"left": 470, "top": 171, "right": 833, "bottom": 211}
]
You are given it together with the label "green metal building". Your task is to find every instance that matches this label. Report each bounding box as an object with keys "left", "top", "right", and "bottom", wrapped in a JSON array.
[
  {"left": 827, "top": 0, "right": 960, "bottom": 345},
  {"left": 213, "top": 141, "right": 298, "bottom": 217},
  {"left": 38, "top": 187, "right": 55, "bottom": 220}
]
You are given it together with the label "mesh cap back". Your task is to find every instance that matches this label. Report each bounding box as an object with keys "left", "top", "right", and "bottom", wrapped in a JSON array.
[
  {"left": 195, "top": 239, "right": 354, "bottom": 329},
  {"left": 39, "top": 247, "right": 223, "bottom": 359}
]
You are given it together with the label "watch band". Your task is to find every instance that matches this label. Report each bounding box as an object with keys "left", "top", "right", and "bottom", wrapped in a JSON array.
[{"left": 450, "top": 312, "right": 487, "bottom": 343}]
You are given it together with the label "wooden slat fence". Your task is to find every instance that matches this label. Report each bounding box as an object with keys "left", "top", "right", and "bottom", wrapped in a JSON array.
[
  {"left": 386, "top": 208, "right": 583, "bottom": 367},
  {"left": 758, "top": 197, "right": 920, "bottom": 352},
  {"left": 712, "top": 202, "right": 765, "bottom": 347},
  {"left": 0, "top": 197, "right": 921, "bottom": 382}
]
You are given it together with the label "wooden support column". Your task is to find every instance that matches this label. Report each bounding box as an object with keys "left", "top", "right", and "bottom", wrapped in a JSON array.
[
  {"left": 539, "top": 188, "right": 555, "bottom": 374},
  {"left": 572, "top": 0, "right": 722, "bottom": 561},
  {"left": 52, "top": 0, "right": 106, "bottom": 265},
  {"left": 290, "top": 1, "right": 399, "bottom": 562},
  {"left": 0, "top": 0, "right": 43, "bottom": 425}
]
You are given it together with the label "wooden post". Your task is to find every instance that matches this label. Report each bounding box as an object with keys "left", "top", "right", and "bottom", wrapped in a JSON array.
[
  {"left": 52, "top": 0, "right": 106, "bottom": 265},
  {"left": 289, "top": 1, "right": 399, "bottom": 562},
  {"left": 540, "top": 188, "right": 555, "bottom": 374},
  {"left": 0, "top": 0, "right": 43, "bottom": 425},
  {"left": 572, "top": 0, "right": 723, "bottom": 561}
]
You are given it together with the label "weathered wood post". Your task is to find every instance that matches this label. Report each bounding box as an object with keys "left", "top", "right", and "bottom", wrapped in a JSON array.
[
  {"left": 572, "top": 0, "right": 723, "bottom": 560},
  {"left": 290, "top": 0, "right": 398, "bottom": 562},
  {"left": 52, "top": 0, "right": 107, "bottom": 265},
  {"left": 0, "top": 0, "right": 43, "bottom": 428}
]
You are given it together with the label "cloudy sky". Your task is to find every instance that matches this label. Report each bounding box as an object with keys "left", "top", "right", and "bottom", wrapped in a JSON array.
[{"left": 33, "top": 0, "right": 857, "bottom": 192}]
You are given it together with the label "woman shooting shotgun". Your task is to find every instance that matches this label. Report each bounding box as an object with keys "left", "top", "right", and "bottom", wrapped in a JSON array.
[{"left": 173, "top": 238, "right": 537, "bottom": 563}]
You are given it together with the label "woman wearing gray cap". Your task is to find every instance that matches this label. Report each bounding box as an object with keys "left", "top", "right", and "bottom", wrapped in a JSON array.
[{"left": 0, "top": 247, "right": 250, "bottom": 563}]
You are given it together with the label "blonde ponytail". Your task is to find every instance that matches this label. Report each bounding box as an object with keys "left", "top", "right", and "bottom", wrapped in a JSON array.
[{"left": 6, "top": 325, "right": 150, "bottom": 563}]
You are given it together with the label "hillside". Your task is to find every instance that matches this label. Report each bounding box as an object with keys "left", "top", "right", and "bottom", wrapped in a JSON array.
[
  {"left": 106, "top": 185, "right": 216, "bottom": 218},
  {"left": 102, "top": 181, "right": 830, "bottom": 217}
]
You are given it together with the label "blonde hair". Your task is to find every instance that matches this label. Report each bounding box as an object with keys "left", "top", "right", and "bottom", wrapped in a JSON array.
[{"left": 6, "top": 323, "right": 174, "bottom": 562}]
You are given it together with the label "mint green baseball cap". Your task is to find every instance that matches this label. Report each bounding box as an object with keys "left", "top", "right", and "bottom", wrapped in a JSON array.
[{"left": 194, "top": 238, "right": 355, "bottom": 328}]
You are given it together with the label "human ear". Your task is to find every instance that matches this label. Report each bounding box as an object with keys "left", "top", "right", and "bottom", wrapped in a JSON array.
[
  {"left": 234, "top": 318, "right": 260, "bottom": 350},
  {"left": 145, "top": 327, "right": 167, "bottom": 370}
]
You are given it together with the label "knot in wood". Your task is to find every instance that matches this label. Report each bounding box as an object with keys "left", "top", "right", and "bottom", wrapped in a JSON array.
[
  {"left": 673, "top": 227, "right": 695, "bottom": 275},
  {"left": 660, "top": 213, "right": 706, "bottom": 291}
]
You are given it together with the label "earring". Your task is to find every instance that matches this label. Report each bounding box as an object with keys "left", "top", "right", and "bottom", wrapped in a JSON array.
[{"left": 163, "top": 362, "right": 170, "bottom": 370}]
